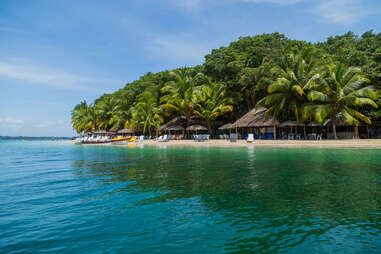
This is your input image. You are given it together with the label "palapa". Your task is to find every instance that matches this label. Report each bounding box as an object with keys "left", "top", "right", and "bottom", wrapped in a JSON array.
[
  {"left": 231, "top": 107, "right": 279, "bottom": 128},
  {"left": 166, "top": 125, "right": 184, "bottom": 131},
  {"left": 159, "top": 116, "right": 185, "bottom": 131},
  {"left": 186, "top": 124, "right": 208, "bottom": 131},
  {"left": 218, "top": 123, "right": 233, "bottom": 130},
  {"left": 279, "top": 121, "right": 304, "bottom": 127},
  {"left": 117, "top": 128, "right": 134, "bottom": 134}
]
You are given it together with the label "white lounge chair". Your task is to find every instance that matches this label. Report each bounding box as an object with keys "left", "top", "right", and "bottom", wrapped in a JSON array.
[
  {"left": 159, "top": 135, "right": 167, "bottom": 142},
  {"left": 247, "top": 133, "right": 254, "bottom": 143},
  {"left": 139, "top": 135, "right": 144, "bottom": 142}
]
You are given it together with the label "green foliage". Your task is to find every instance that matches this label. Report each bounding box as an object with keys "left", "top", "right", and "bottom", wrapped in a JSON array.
[
  {"left": 71, "top": 31, "right": 381, "bottom": 136},
  {"left": 194, "top": 79, "right": 233, "bottom": 132}
]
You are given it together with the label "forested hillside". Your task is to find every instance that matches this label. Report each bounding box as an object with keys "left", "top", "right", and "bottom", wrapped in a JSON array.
[{"left": 72, "top": 31, "right": 381, "bottom": 137}]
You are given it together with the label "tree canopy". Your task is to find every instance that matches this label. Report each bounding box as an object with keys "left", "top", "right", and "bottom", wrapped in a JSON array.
[{"left": 72, "top": 31, "right": 381, "bottom": 136}]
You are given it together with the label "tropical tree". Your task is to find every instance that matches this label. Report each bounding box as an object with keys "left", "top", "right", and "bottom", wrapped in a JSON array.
[
  {"left": 71, "top": 100, "right": 90, "bottom": 133},
  {"left": 303, "top": 63, "right": 379, "bottom": 139},
  {"left": 130, "top": 91, "right": 163, "bottom": 136},
  {"left": 194, "top": 80, "right": 233, "bottom": 133},
  {"left": 256, "top": 48, "right": 322, "bottom": 121},
  {"left": 160, "top": 68, "right": 200, "bottom": 126}
]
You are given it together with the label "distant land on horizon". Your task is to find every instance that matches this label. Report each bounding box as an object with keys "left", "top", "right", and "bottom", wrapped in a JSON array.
[{"left": 0, "top": 136, "right": 72, "bottom": 140}]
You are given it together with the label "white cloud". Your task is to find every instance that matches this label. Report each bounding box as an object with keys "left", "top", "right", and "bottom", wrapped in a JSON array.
[
  {"left": 316, "top": 0, "right": 377, "bottom": 25},
  {"left": 35, "top": 120, "right": 70, "bottom": 129},
  {"left": 147, "top": 35, "right": 212, "bottom": 65},
  {"left": 0, "top": 117, "right": 24, "bottom": 125},
  {"left": 0, "top": 58, "right": 116, "bottom": 92}
]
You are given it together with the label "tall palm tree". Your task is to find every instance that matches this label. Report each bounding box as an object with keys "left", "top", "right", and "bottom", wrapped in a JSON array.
[
  {"left": 130, "top": 91, "right": 163, "bottom": 136},
  {"left": 303, "top": 63, "right": 378, "bottom": 139},
  {"left": 194, "top": 80, "right": 233, "bottom": 133},
  {"left": 160, "top": 68, "right": 200, "bottom": 126},
  {"left": 257, "top": 48, "right": 322, "bottom": 121}
]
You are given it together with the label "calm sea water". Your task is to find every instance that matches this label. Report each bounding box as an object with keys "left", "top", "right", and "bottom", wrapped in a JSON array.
[{"left": 1, "top": 140, "right": 381, "bottom": 253}]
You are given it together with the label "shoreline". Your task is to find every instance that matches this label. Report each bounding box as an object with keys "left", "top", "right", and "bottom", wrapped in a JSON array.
[{"left": 77, "top": 139, "right": 381, "bottom": 149}]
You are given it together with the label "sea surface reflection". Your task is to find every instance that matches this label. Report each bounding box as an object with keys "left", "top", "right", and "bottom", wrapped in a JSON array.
[{"left": 1, "top": 141, "right": 381, "bottom": 253}]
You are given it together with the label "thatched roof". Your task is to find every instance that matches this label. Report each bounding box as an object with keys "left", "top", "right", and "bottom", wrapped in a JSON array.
[
  {"left": 186, "top": 124, "right": 208, "bottom": 131},
  {"left": 231, "top": 108, "right": 279, "bottom": 128},
  {"left": 93, "top": 130, "right": 115, "bottom": 135},
  {"left": 159, "top": 116, "right": 186, "bottom": 130},
  {"left": 279, "top": 121, "right": 304, "bottom": 127},
  {"left": 218, "top": 123, "right": 233, "bottom": 130},
  {"left": 117, "top": 128, "right": 134, "bottom": 134},
  {"left": 166, "top": 125, "right": 184, "bottom": 131}
]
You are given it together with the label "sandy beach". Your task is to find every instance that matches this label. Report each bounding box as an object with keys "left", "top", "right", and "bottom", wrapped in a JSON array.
[{"left": 93, "top": 139, "right": 381, "bottom": 149}]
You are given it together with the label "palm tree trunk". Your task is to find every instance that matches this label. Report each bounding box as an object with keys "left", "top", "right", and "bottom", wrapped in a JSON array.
[
  {"left": 354, "top": 125, "right": 359, "bottom": 139},
  {"left": 207, "top": 121, "right": 212, "bottom": 135},
  {"left": 332, "top": 113, "right": 337, "bottom": 140}
]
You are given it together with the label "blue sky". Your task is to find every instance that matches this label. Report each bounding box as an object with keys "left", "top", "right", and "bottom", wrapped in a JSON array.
[{"left": 1, "top": 0, "right": 380, "bottom": 136}]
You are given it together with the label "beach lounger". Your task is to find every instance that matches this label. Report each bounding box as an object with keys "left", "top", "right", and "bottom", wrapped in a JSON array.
[
  {"left": 139, "top": 135, "right": 144, "bottom": 142},
  {"left": 247, "top": 133, "right": 254, "bottom": 143},
  {"left": 159, "top": 135, "right": 168, "bottom": 142}
]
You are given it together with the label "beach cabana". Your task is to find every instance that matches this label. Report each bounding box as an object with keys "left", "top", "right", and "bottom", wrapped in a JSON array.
[
  {"left": 117, "top": 128, "right": 134, "bottom": 134},
  {"left": 231, "top": 108, "right": 279, "bottom": 139},
  {"left": 279, "top": 121, "right": 305, "bottom": 139},
  {"left": 218, "top": 123, "right": 233, "bottom": 130},
  {"left": 159, "top": 116, "right": 186, "bottom": 131},
  {"left": 186, "top": 124, "right": 207, "bottom": 134}
]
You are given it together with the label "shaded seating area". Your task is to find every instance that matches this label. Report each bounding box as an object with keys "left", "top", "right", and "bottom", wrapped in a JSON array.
[
  {"left": 186, "top": 125, "right": 209, "bottom": 141},
  {"left": 230, "top": 107, "right": 279, "bottom": 140}
]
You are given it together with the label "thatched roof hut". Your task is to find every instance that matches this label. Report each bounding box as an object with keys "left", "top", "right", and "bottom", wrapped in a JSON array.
[
  {"left": 159, "top": 116, "right": 186, "bottom": 131},
  {"left": 231, "top": 108, "right": 279, "bottom": 128},
  {"left": 186, "top": 124, "right": 208, "bottom": 131},
  {"left": 218, "top": 123, "right": 233, "bottom": 130},
  {"left": 117, "top": 128, "right": 134, "bottom": 134},
  {"left": 279, "top": 121, "right": 304, "bottom": 127},
  {"left": 166, "top": 125, "right": 184, "bottom": 131}
]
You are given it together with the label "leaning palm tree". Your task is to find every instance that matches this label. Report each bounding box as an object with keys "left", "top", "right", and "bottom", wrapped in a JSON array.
[
  {"left": 160, "top": 68, "right": 200, "bottom": 126},
  {"left": 257, "top": 47, "right": 322, "bottom": 121},
  {"left": 303, "top": 63, "right": 379, "bottom": 139},
  {"left": 194, "top": 80, "right": 233, "bottom": 133}
]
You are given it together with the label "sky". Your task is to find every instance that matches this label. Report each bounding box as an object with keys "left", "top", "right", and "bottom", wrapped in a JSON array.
[{"left": 0, "top": 0, "right": 380, "bottom": 136}]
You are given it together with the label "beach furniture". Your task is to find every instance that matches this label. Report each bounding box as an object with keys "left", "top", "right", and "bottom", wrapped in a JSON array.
[
  {"left": 157, "top": 135, "right": 163, "bottom": 141},
  {"left": 159, "top": 135, "right": 168, "bottom": 142},
  {"left": 288, "top": 133, "right": 295, "bottom": 140},
  {"left": 129, "top": 137, "right": 137, "bottom": 142},
  {"left": 247, "top": 133, "right": 254, "bottom": 143},
  {"left": 139, "top": 136, "right": 144, "bottom": 142},
  {"left": 230, "top": 133, "right": 238, "bottom": 142}
]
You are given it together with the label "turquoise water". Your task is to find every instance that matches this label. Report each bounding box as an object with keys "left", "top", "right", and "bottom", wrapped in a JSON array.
[{"left": 1, "top": 140, "right": 381, "bottom": 253}]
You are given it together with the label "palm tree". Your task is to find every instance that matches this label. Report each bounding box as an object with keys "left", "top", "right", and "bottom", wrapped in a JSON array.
[
  {"left": 71, "top": 101, "right": 89, "bottom": 133},
  {"left": 130, "top": 91, "right": 163, "bottom": 136},
  {"left": 160, "top": 68, "right": 200, "bottom": 126},
  {"left": 94, "top": 95, "right": 117, "bottom": 130},
  {"left": 303, "top": 63, "right": 378, "bottom": 139},
  {"left": 257, "top": 48, "right": 322, "bottom": 121},
  {"left": 194, "top": 80, "right": 233, "bottom": 133}
]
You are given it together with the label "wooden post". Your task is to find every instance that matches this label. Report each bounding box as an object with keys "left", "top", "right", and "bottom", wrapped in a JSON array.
[{"left": 354, "top": 125, "right": 359, "bottom": 139}]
